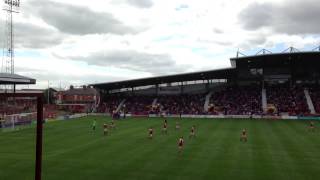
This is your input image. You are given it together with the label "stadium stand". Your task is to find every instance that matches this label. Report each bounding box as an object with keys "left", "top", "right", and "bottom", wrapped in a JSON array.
[
  {"left": 3, "top": 49, "right": 320, "bottom": 120},
  {"left": 266, "top": 85, "right": 310, "bottom": 116},
  {"left": 157, "top": 94, "right": 206, "bottom": 115},
  {"left": 95, "top": 86, "right": 320, "bottom": 117},
  {"left": 98, "top": 93, "right": 207, "bottom": 115},
  {"left": 91, "top": 50, "right": 320, "bottom": 118},
  {"left": 122, "top": 95, "right": 154, "bottom": 115},
  {"left": 208, "top": 86, "right": 262, "bottom": 115},
  {"left": 0, "top": 97, "right": 36, "bottom": 115},
  {"left": 97, "top": 94, "right": 124, "bottom": 114}
]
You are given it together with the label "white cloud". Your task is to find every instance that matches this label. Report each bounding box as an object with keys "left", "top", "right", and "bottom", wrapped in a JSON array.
[
  {"left": 239, "top": 0, "right": 320, "bottom": 35},
  {"left": 0, "top": 0, "right": 319, "bottom": 89}
]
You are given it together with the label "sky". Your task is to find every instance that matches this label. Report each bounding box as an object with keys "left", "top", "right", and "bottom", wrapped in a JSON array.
[{"left": 1, "top": 0, "right": 320, "bottom": 89}]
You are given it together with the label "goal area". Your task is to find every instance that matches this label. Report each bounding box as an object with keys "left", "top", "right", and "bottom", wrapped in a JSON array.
[
  {"left": 0, "top": 112, "right": 36, "bottom": 130},
  {"left": 0, "top": 92, "right": 44, "bottom": 180}
]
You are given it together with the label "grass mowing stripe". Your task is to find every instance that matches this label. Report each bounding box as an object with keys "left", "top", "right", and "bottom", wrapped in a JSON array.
[
  {"left": 96, "top": 119, "right": 181, "bottom": 180},
  {"left": 280, "top": 121, "right": 320, "bottom": 179},
  {"left": 155, "top": 119, "right": 223, "bottom": 179},
  {"left": 44, "top": 118, "right": 147, "bottom": 156},
  {"left": 186, "top": 119, "right": 224, "bottom": 179},
  {"left": 121, "top": 119, "right": 195, "bottom": 179},
  {"left": 43, "top": 120, "right": 158, "bottom": 180},
  {"left": 222, "top": 119, "right": 255, "bottom": 180},
  {"left": 200, "top": 119, "right": 242, "bottom": 179},
  {"left": 254, "top": 120, "right": 288, "bottom": 179},
  {"left": 200, "top": 119, "right": 230, "bottom": 179},
  {"left": 45, "top": 120, "right": 149, "bottom": 158},
  {"left": 270, "top": 121, "right": 305, "bottom": 179},
  {"left": 1, "top": 117, "right": 320, "bottom": 180}
]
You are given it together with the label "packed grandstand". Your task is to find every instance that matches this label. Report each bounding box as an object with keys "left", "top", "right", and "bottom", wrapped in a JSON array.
[
  {"left": 96, "top": 84, "right": 318, "bottom": 117},
  {"left": 1, "top": 49, "right": 320, "bottom": 128},
  {"left": 92, "top": 49, "right": 320, "bottom": 119}
]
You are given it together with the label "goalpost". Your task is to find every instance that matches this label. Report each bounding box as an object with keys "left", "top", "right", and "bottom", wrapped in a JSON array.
[
  {"left": 0, "top": 92, "right": 44, "bottom": 180},
  {"left": 0, "top": 95, "right": 38, "bottom": 131},
  {"left": 1, "top": 112, "right": 37, "bottom": 131}
]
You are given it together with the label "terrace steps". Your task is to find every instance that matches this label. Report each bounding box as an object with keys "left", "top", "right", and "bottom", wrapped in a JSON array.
[
  {"left": 204, "top": 92, "right": 213, "bottom": 112},
  {"left": 304, "top": 89, "right": 315, "bottom": 114},
  {"left": 262, "top": 88, "right": 267, "bottom": 113},
  {"left": 116, "top": 99, "right": 126, "bottom": 113},
  {"left": 152, "top": 98, "right": 157, "bottom": 106}
]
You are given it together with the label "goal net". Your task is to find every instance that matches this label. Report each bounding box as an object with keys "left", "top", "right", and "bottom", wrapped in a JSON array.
[
  {"left": 1, "top": 112, "right": 37, "bottom": 130},
  {"left": 0, "top": 96, "right": 37, "bottom": 131}
]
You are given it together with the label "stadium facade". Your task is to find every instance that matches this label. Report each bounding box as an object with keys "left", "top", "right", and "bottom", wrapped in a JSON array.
[{"left": 90, "top": 48, "right": 320, "bottom": 119}]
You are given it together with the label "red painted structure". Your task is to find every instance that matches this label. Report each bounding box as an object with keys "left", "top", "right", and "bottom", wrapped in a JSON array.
[
  {"left": 0, "top": 93, "right": 44, "bottom": 180},
  {"left": 56, "top": 86, "right": 99, "bottom": 113}
]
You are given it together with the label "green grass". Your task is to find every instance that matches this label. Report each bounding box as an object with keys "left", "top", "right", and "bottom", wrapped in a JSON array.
[{"left": 1, "top": 116, "right": 320, "bottom": 180}]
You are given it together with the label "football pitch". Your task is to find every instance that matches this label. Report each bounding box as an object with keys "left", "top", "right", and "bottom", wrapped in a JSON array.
[{"left": 1, "top": 116, "right": 320, "bottom": 180}]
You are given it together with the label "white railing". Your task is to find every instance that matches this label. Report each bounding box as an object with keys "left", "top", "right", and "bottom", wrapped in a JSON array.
[
  {"left": 304, "top": 89, "right": 316, "bottom": 114},
  {"left": 262, "top": 88, "right": 267, "bottom": 113},
  {"left": 116, "top": 99, "right": 126, "bottom": 113},
  {"left": 204, "top": 92, "right": 212, "bottom": 112}
]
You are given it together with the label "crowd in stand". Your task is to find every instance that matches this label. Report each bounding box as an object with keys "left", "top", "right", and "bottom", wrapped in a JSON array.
[
  {"left": 157, "top": 94, "right": 205, "bottom": 115},
  {"left": 0, "top": 97, "right": 36, "bottom": 115},
  {"left": 266, "top": 85, "right": 310, "bottom": 116},
  {"left": 208, "top": 86, "right": 262, "bottom": 115},
  {"left": 96, "top": 93, "right": 206, "bottom": 115},
  {"left": 123, "top": 95, "right": 155, "bottom": 115},
  {"left": 0, "top": 98, "right": 37, "bottom": 128},
  {"left": 96, "top": 84, "right": 320, "bottom": 116},
  {"left": 97, "top": 95, "right": 124, "bottom": 114},
  {"left": 3, "top": 84, "right": 319, "bottom": 117}
]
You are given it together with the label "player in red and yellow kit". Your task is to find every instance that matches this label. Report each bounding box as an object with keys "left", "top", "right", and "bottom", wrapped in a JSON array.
[
  {"left": 240, "top": 129, "right": 247, "bottom": 142},
  {"left": 189, "top": 125, "right": 196, "bottom": 138},
  {"left": 309, "top": 121, "right": 315, "bottom": 132},
  {"left": 178, "top": 136, "right": 184, "bottom": 153},
  {"left": 162, "top": 122, "right": 168, "bottom": 134},
  {"left": 148, "top": 127, "right": 154, "bottom": 139}
]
